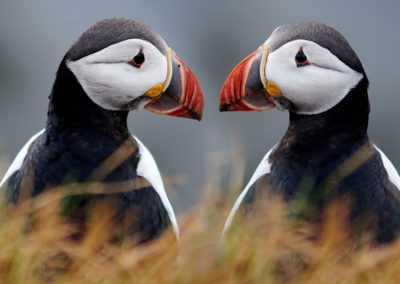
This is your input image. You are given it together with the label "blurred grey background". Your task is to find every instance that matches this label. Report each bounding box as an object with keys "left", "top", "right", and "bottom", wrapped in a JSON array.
[{"left": 0, "top": 0, "right": 399, "bottom": 213}]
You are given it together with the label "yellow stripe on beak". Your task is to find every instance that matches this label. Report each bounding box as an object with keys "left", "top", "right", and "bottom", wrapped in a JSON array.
[
  {"left": 259, "top": 43, "right": 281, "bottom": 97},
  {"left": 259, "top": 44, "right": 269, "bottom": 91},
  {"left": 162, "top": 47, "right": 173, "bottom": 92}
]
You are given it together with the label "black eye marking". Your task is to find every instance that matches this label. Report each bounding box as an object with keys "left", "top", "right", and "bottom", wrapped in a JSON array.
[
  {"left": 295, "top": 47, "right": 309, "bottom": 67},
  {"left": 129, "top": 49, "right": 145, "bottom": 68}
]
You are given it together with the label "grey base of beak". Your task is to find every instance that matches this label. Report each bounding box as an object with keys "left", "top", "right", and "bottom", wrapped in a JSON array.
[
  {"left": 219, "top": 49, "right": 275, "bottom": 112},
  {"left": 244, "top": 53, "right": 275, "bottom": 109},
  {"left": 144, "top": 54, "right": 204, "bottom": 120}
]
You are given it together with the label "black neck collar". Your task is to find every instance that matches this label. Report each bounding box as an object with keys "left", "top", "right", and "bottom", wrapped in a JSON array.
[
  {"left": 45, "top": 58, "right": 130, "bottom": 143},
  {"left": 287, "top": 76, "right": 369, "bottom": 143},
  {"left": 274, "top": 76, "right": 370, "bottom": 163}
]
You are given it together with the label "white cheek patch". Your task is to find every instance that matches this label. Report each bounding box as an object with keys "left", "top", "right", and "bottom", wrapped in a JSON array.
[
  {"left": 67, "top": 39, "right": 167, "bottom": 111},
  {"left": 265, "top": 40, "right": 363, "bottom": 114}
]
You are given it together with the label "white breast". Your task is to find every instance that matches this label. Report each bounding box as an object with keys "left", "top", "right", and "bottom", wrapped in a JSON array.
[
  {"left": 0, "top": 129, "right": 45, "bottom": 188},
  {"left": 374, "top": 145, "right": 400, "bottom": 191},
  {"left": 133, "top": 135, "right": 180, "bottom": 239},
  {"left": 222, "top": 144, "right": 277, "bottom": 236}
]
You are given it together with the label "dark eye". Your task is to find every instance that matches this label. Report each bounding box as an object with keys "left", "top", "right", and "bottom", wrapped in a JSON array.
[
  {"left": 295, "top": 47, "right": 309, "bottom": 67},
  {"left": 129, "top": 49, "right": 145, "bottom": 68}
]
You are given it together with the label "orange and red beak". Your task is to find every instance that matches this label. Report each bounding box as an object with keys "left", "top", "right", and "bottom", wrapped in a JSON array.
[
  {"left": 219, "top": 45, "right": 276, "bottom": 112},
  {"left": 145, "top": 50, "right": 204, "bottom": 121}
]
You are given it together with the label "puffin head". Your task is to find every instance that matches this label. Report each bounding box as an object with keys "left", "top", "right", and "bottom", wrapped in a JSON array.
[
  {"left": 65, "top": 18, "right": 204, "bottom": 120},
  {"left": 219, "top": 21, "right": 366, "bottom": 115}
]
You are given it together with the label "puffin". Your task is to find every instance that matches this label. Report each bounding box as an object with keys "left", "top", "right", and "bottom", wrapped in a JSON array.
[
  {"left": 0, "top": 18, "right": 204, "bottom": 243},
  {"left": 220, "top": 21, "right": 400, "bottom": 243}
]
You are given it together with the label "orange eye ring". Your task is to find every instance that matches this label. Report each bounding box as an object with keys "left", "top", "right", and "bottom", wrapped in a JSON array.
[
  {"left": 129, "top": 49, "right": 145, "bottom": 68},
  {"left": 295, "top": 47, "right": 309, "bottom": 67}
]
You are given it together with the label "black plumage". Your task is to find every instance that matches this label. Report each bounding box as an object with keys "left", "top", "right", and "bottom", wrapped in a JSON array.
[
  {"left": 0, "top": 18, "right": 183, "bottom": 243},
  {"left": 246, "top": 76, "right": 400, "bottom": 243},
  {"left": 221, "top": 21, "right": 400, "bottom": 244}
]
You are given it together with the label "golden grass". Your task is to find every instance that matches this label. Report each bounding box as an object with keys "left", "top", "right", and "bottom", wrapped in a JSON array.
[{"left": 0, "top": 185, "right": 400, "bottom": 284}]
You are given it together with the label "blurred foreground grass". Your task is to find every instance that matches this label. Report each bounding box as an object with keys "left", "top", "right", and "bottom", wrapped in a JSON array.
[{"left": 1, "top": 185, "right": 400, "bottom": 284}]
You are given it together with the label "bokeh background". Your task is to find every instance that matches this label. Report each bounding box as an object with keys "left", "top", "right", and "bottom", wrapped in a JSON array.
[{"left": 0, "top": 0, "right": 399, "bottom": 213}]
